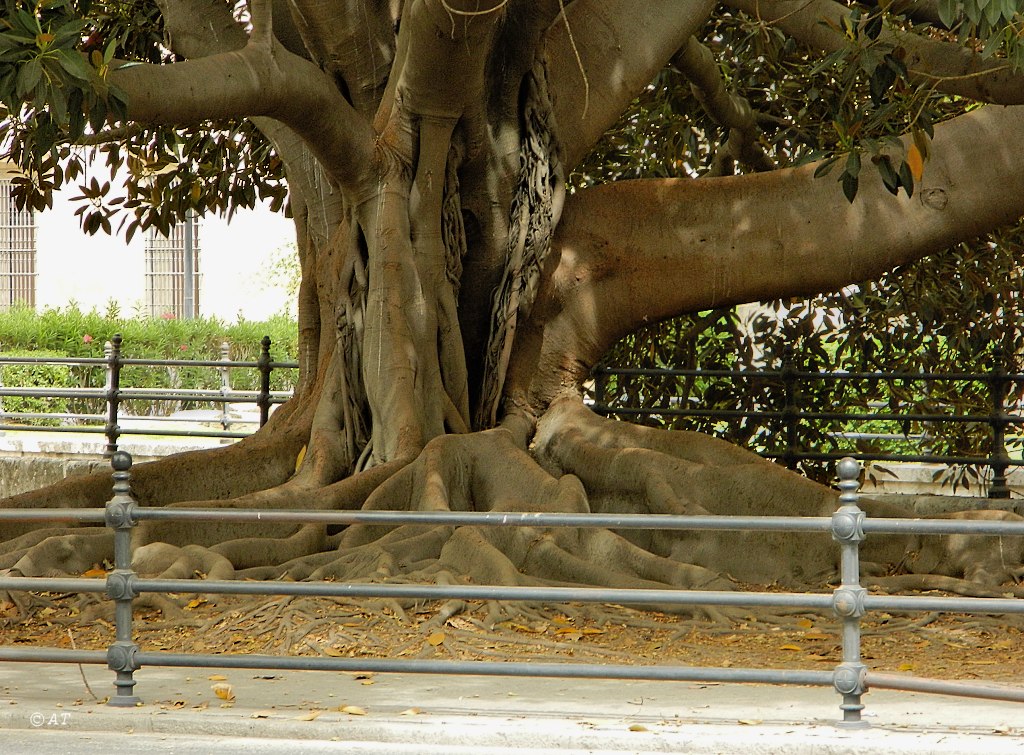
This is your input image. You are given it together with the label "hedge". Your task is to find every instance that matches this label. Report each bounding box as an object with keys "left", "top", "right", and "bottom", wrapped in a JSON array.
[{"left": 0, "top": 305, "right": 299, "bottom": 421}]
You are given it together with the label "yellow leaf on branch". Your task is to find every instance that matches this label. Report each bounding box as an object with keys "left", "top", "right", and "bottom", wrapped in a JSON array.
[{"left": 907, "top": 143, "right": 924, "bottom": 181}]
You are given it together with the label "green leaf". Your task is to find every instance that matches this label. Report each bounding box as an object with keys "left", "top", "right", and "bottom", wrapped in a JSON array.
[
  {"left": 15, "top": 57, "right": 41, "bottom": 97},
  {"left": 864, "top": 13, "right": 883, "bottom": 40},
  {"left": 55, "top": 48, "right": 92, "bottom": 80},
  {"left": 88, "top": 96, "right": 107, "bottom": 132},
  {"left": 841, "top": 170, "right": 859, "bottom": 203},
  {"left": 845, "top": 150, "right": 861, "bottom": 179},
  {"left": 103, "top": 36, "right": 117, "bottom": 65},
  {"left": 897, "top": 159, "right": 914, "bottom": 198},
  {"left": 876, "top": 156, "right": 900, "bottom": 195}
]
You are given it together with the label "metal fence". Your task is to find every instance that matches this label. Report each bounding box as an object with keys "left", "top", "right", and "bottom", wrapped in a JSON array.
[
  {"left": 0, "top": 334, "right": 298, "bottom": 454},
  {"left": 0, "top": 453, "right": 1021, "bottom": 726},
  {"left": 592, "top": 357, "right": 1024, "bottom": 500}
]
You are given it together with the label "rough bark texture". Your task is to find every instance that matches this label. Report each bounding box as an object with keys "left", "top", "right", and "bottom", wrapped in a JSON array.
[{"left": 2, "top": 0, "right": 1024, "bottom": 612}]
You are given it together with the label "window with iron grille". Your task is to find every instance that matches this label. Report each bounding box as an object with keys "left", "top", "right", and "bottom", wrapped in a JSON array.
[
  {"left": 144, "top": 213, "right": 201, "bottom": 318},
  {"left": 0, "top": 179, "right": 37, "bottom": 310}
]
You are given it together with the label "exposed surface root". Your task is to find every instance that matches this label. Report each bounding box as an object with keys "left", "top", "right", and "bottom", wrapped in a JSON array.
[{"left": 1, "top": 398, "right": 1022, "bottom": 632}]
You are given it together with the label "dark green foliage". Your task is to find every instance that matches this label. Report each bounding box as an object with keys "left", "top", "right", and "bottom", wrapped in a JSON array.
[
  {"left": 0, "top": 349, "right": 71, "bottom": 425},
  {"left": 0, "top": 0, "right": 287, "bottom": 234},
  {"left": 0, "top": 305, "right": 298, "bottom": 418}
]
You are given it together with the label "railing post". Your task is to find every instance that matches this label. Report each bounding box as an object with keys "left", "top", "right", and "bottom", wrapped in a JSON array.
[
  {"left": 103, "top": 334, "right": 123, "bottom": 458},
  {"left": 831, "top": 457, "right": 869, "bottom": 728},
  {"left": 593, "top": 365, "right": 608, "bottom": 416},
  {"left": 781, "top": 346, "right": 799, "bottom": 470},
  {"left": 219, "top": 341, "right": 232, "bottom": 434},
  {"left": 0, "top": 342, "right": 6, "bottom": 434},
  {"left": 988, "top": 347, "right": 1011, "bottom": 499},
  {"left": 257, "top": 335, "right": 272, "bottom": 427},
  {"left": 104, "top": 451, "right": 141, "bottom": 706}
]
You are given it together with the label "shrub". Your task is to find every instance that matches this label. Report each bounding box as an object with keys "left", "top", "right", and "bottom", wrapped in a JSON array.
[
  {"left": 0, "top": 351, "right": 74, "bottom": 426},
  {"left": 0, "top": 306, "right": 299, "bottom": 419}
]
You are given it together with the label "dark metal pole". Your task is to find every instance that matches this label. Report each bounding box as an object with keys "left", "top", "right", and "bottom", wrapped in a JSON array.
[
  {"left": 104, "top": 451, "right": 142, "bottom": 706},
  {"left": 103, "top": 334, "right": 122, "bottom": 458},
  {"left": 781, "top": 346, "right": 799, "bottom": 470},
  {"left": 182, "top": 210, "right": 195, "bottom": 319},
  {"left": 257, "top": 335, "right": 272, "bottom": 427},
  {"left": 988, "top": 347, "right": 1010, "bottom": 499},
  {"left": 831, "top": 457, "right": 869, "bottom": 728},
  {"left": 219, "top": 341, "right": 231, "bottom": 433},
  {"left": 594, "top": 365, "right": 608, "bottom": 416}
]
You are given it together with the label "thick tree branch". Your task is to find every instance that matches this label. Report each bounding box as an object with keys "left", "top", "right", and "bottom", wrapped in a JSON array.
[
  {"left": 725, "top": 0, "right": 1024, "bottom": 104},
  {"left": 510, "top": 104, "right": 1024, "bottom": 406},
  {"left": 283, "top": 0, "right": 397, "bottom": 117},
  {"left": 391, "top": 0, "right": 502, "bottom": 119},
  {"left": 542, "top": 0, "right": 716, "bottom": 170},
  {"left": 156, "top": 0, "right": 249, "bottom": 55},
  {"left": 110, "top": 42, "right": 376, "bottom": 193},
  {"left": 673, "top": 37, "right": 775, "bottom": 174}
]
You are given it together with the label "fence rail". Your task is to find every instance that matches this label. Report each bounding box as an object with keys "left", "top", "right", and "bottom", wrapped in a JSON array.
[
  {"left": 592, "top": 358, "right": 1024, "bottom": 499},
  {"left": 0, "top": 334, "right": 298, "bottom": 450},
  {"left": 0, "top": 454, "right": 1022, "bottom": 725}
]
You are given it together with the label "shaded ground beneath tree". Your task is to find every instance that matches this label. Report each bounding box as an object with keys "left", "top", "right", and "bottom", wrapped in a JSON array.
[{"left": 3, "top": 584, "right": 1022, "bottom": 692}]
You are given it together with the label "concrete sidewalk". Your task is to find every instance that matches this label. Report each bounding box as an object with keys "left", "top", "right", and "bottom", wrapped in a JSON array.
[{"left": 0, "top": 661, "right": 1021, "bottom": 753}]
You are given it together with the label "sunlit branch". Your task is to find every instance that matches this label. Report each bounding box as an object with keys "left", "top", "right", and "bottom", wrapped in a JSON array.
[{"left": 542, "top": 0, "right": 716, "bottom": 170}]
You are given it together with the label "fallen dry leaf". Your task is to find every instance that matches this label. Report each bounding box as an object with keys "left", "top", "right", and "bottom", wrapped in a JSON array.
[
  {"left": 344, "top": 671, "right": 375, "bottom": 680},
  {"left": 207, "top": 674, "right": 228, "bottom": 681},
  {"left": 628, "top": 724, "right": 649, "bottom": 732},
  {"left": 212, "top": 683, "right": 235, "bottom": 702},
  {"left": 338, "top": 705, "right": 367, "bottom": 716},
  {"left": 297, "top": 710, "right": 323, "bottom": 721},
  {"left": 399, "top": 707, "right": 423, "bottom": 716},
  {"left": 426, "top": 632, "right": 446, "bottom": 646}
]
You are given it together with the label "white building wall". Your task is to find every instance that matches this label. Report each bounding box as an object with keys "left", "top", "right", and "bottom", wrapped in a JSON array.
[{"left": 32, "top": 180, "right": 295, "bottom": 321}]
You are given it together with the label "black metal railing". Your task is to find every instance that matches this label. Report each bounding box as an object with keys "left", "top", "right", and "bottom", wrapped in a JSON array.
[
  {"left": 591, "top": 356, "right": 1023, "bottom": 499},
  {"left": 0, "top": 334, "right": 298, "bottom": 454}
]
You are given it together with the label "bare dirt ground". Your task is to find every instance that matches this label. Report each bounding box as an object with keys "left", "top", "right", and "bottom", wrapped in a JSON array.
[{"left": 2, "top": 581, "right": 1022, "bottom": 689}]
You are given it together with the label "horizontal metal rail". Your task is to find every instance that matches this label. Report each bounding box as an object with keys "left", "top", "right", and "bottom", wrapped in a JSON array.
[
  {"left": 598, "top": 404, "right": 1023, "bottom": 427},
  {"left": 4, "top": 506, "right": 1024, "bottom": 536},
  {"left": 0, "top": 454, "right": 1021, "bottom": 726},
  {"left": 0, "top": 386, "right": 291, "bottom": 403},
  {"left": 0, "top": 334, "right": 299, "bottom": 452},
  {"left": 593, "top": 365, "right": 1024, "bottom": 383},
  {"left": 0, "top": 354, "right": 297, "bottom": 370}
]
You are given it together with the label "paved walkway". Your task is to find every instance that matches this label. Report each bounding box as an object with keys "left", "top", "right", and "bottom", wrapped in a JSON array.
[{"left": 0, "top": 661, "right": 1021, "bottom": 753}]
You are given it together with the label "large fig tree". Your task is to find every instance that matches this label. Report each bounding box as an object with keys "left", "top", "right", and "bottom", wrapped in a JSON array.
[{"left": 1, "top": 0, "right": 1023, "bottom": 605}]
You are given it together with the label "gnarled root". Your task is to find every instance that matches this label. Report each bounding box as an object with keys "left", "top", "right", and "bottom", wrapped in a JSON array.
[{"left": 2, "top": 396, "right": 1022, "bottom": 634}]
